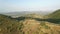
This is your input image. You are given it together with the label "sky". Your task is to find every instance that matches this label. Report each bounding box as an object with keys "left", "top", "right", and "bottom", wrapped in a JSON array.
[{"left": 0, "top": 0, "right": 60, "bottom": 13}]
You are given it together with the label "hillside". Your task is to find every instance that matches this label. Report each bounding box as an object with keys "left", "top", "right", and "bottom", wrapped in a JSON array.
[
  {"left": 0, "top": 14, "right": 60, "bottom": 34},
  {"left": 48, "top": 9, "right": 60, "bottom": 19},
  {"left": 0, "top": 14, "right": 24, "bottom": 34},
  {"left": 46, "top": 9, "right": 60, "bottom": 24}
]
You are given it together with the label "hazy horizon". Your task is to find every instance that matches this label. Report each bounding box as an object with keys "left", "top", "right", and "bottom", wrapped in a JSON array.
[{"left": 0, "top": 0, "right": 60, "bottom": 13}]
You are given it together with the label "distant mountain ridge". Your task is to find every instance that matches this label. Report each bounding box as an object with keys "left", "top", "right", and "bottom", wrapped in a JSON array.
[{"left": 3, "top": 11, "right": 50, "bottom": 17}]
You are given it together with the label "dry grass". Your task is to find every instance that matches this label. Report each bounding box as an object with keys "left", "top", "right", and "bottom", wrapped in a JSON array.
[{"left": 21, "top": 19, "right": 60, "bottom": 34}]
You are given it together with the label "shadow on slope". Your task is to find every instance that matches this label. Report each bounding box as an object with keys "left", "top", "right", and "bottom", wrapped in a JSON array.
[
  {"left": 34, "top": 18, "right": 60, "bottom": 24},
  {"left": 12, "top": 17, "right": 60, "bottom": 24}
]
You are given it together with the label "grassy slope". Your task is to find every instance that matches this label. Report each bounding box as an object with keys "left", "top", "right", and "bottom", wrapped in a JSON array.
[{"left": 48, "top": 9, "right": 60, "bottom": 19}]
